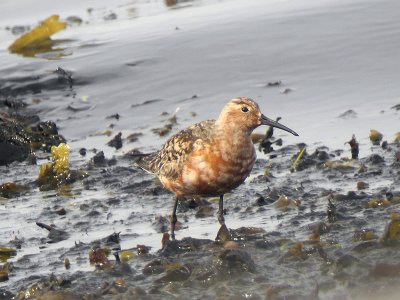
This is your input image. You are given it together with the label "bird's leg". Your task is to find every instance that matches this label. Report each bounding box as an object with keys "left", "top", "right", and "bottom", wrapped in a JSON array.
[
  {"left": 217, "top": 194, "right": 225, "bottom": 225},
  {"left": 170, "top": 197, "right": 179, "bottom": 240}
]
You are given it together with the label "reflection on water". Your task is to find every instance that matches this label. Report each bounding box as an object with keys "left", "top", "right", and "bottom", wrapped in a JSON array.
[
  {"left": 7, "top": 15, "right": 69, "bottom": 60},
  {"left": 9, "top": 38, "right": 71, "bottom": 59},
  {"left": 3, "top": 0, "right": 223, "bottom": 59}
]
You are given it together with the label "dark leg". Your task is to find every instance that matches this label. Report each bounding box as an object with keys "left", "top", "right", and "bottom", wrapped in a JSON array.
[
  {"left": 170, "top": 197, "right": 179, "bottom": 240},
  {"left": 217, "top": 194, "right": 225, "bottom": 225}
]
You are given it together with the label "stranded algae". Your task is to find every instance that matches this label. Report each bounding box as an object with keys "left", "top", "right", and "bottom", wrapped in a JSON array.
[{"left": 38, "top": 143, "right": 88, "bottom": 191}]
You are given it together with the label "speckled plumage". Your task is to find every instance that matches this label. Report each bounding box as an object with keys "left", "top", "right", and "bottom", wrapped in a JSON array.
[
  {"left": 138, "top": 119, "right": 215, "bottom": 181},
  {"left": 137, "top": 97, "right": 298, "bottom": 239}
]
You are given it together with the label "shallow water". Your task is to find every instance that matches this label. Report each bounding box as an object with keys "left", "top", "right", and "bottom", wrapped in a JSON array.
[{"left": 1, "top": 0, "right": 400, "bottom": 299}]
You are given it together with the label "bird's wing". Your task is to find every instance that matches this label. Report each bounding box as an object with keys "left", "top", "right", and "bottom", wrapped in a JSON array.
[{"left": 136, "top": 120, "right": 215, "bottom": 179}]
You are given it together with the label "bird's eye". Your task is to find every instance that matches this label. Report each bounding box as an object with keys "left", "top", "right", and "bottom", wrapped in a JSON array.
[{"left": 241, "top": 106, "right": 249, "bottom": 113}]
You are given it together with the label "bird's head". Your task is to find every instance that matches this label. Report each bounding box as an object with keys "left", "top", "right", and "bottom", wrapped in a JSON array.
[{"left": 217, "top": 97, "right": 298, "bottom": 136}]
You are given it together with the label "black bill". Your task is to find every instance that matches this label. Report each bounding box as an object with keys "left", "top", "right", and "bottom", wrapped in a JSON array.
[{"left": 260, "top": 114, "right": 299, "bottom": 136}]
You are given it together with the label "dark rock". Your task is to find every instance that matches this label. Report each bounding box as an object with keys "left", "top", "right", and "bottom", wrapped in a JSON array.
[
  {"left": 366, "top": 154, "right": 384, "bottom": 165},
  {"left": 55, "top": 208, "right": 67, "bottom": 216},
  {"left": 266, "top": 80, "right": 282, "bottom": 87},
  {"left": 104, "top": 12, "right": 117, "bottom": 21},
  {"left": 79, "top": 148, "right": 87, "bottom": 156},
  {"left": 91, "top": 151, "right": 106, "bottom": 166},
  {"left": 217, "top": 249, "right": 256, "bottom": 274},
  {"left": 336, "top": 254, "right": 359, "bottom": 270},
  {"left": 155, "top": 264, "right": 191, "bottom": 283},
  {"left": 107, "top": 132, "right": 123, "bottom": 150},
  {"left": 0, "top": 288, "right": 14, "bottom": 299},
  {"left": 106, "top": 113, "right": 120, "bottom": 120},
  {"left": 0, "top": 117, "right": 31, "bottom": 165},
  {"left": 143, "top": 260, "right": 165, "bottom": 276},
  {"left": 255, "top": 195, "right": 275, "bottom": 206},
  {"left": 36, "top": 222, "right": 69, "bottom": 243},
  {"left": 160, "top": 237, "right": 212, "bottom": 256},
  {"left": 338, "top": 109, "right": 357, "bottom": 119},
  {"left": 351, "top": 241, "right": 379, "bottom": 252},
  {"left": 254, "top": 239, "right": 279, "bottom": 249},
  {"left": 391, "top": 104, "right": 400, "bottom": 110},
  {"left": 315, "top": 150, "right": 330, "bottom": 161}
]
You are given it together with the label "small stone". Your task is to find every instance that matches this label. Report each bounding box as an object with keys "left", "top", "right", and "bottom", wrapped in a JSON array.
[
  {"left": 107, "top": 132, "right": 123, "bottom": 150},
  {"left": 357, "top": 181, "right": 369, "bottom": 190},
  {"left": 79, "top": 148, "right": 87, "bottom": 156},
  {"left": 142, "top": 260, "right": 165, "bottom": 276}
]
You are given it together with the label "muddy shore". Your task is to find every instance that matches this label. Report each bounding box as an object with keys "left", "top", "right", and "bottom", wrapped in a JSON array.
[{"left": 1, "top": 0, "right": 400, "bottom": 299}]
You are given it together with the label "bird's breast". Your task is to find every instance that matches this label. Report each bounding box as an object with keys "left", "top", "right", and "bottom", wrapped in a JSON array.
[{"left": 180, "top": 137, "right": 256, "bottom": 196}]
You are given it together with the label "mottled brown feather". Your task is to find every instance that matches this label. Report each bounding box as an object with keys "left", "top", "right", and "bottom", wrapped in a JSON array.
[{"left": 137, "top": 120, "right": 215, "bottom": 179}]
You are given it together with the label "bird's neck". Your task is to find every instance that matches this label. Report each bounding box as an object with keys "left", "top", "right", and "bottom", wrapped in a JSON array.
[
  {"left": 215, "top": 121, "right": 254, "bottom": 150},
  {"left": 215, "top": 118, "right": 253, "bottom": 139}
]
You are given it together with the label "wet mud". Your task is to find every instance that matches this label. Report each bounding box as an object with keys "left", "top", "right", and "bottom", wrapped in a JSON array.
[
  {"left": 1, "top": 0, "right": 400, "bottom": 299},
  {"left": 1, "top": 86, "right": 400, "bottom": 299}
]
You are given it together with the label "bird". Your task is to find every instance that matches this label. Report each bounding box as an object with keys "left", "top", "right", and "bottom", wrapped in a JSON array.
[{"left": 137, "top": 97, "right": 298, "bottom": 239}]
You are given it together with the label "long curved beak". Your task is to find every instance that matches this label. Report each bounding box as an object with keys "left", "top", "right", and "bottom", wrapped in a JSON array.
[{"left": 260, "top": 114, "right": 299, "bottom": 136}]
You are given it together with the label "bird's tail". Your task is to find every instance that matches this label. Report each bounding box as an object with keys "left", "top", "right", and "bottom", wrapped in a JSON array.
[{"left": 130, "top": 151, "right": 155, "bottom": 174}]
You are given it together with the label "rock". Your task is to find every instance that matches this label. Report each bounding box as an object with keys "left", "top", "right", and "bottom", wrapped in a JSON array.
[
  {"left": 36, "top": 222, "right": 69, "bottom": 243},
  {"left": 366, "top": 154, "right": 384, "bottom": 164},
  {"left": 338, "top": 109, "right": 357, "bottom": 119},
  {"left": 0, "top": 117, "right": 30, "bottom": 165},
  {"left": 336, "top": 254, "right": 359, "bottom": 270},
  {"left": 107, "top": 132, "right": 123, "bottom": 150},
  {"left": 217, "top": 249, "right": 256, "bottom": 274},
  {"left": 143, "top": 260, "right": 165, "bottom": 276},
  {"left": 357, "top": 181, "right": 369, "bottom": 190},
  {"left": 155, "top": 263, "right": 191, "bottom": 283}
]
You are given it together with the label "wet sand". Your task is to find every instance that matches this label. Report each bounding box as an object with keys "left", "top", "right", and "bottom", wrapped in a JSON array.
[{"left": 1, "top": 0, "right": 400, "bottom": 299}]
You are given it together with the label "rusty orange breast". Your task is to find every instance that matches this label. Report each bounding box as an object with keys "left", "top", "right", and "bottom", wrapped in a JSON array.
[{"left": 175, "top": 139, "right": 256, "bottom": 197}]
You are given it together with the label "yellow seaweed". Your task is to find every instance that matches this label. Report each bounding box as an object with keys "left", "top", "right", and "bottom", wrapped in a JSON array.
[
  {"left": 165, "top": 262, "right": 183, "bottom": 272},
  {"left": 395, "top": 132, "right": 400, "bottom": 142},
  {"left": 0, "top": 270, "right": 8, "bottom": 282},
  {"left": 38, "top": 163, "right": 53, "bottom": 181},
  {"left": 369, "top": 129, "right": 383, "bottom": 144},
  {"left": 0, "top": 247, "right": 17, "bottom": 262},
  {"left": 289, "top": 242, "right": 304, "bottom": 257},
  {"left": 120, "top": 250, "right": 136, "bottom": 262},
  {"left": 38, "top": 143, "right": 72, "bottom": 189},
  {"left": 9, "top": 15, "right": 66, "bottom": 52},
  {"left": 290, "top": 146, "right": 306, "bottom": 172},
  {"left": 0, "top": 182, "right": 25, "bottom": 198},
  {"left": 64, "top": 257, "right": 70, "bottom": 269},
  {"left": 51, "top": 143, "right": 70, "bottom": 174},
  {"left": 114, "top": 278, "right": 126, "bottom": 287},
  {"left": 382, "top": 213, "right": 400, "bottom": 241},
  {"left": 322, "top": 160, "right": 356, "bottom": 170},
  {"left": 273, "top": 195, "right": 300, "bottom": 210},
  {"left": 367, "top": 198, "right": 391, "bottom": 208},
  {"left": 363, "top": 231, "right": 378, "bottom": 241}
]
